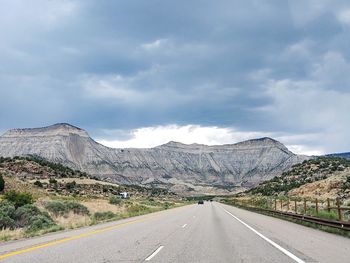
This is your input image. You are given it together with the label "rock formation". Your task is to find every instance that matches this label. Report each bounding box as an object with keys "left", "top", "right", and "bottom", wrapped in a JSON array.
[{"left": 0, "top": 123, "right": 309, "bottom": 193}]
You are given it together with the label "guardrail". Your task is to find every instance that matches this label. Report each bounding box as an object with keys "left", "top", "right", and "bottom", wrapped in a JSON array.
[{"left": 223, "top": 197, "right": 350, "bottom": 231}]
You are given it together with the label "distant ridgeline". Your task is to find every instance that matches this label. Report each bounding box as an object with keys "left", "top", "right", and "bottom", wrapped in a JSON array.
[
  {"left": 0, "top": 123, "right": 310, "bottom": 194},
  {"left": 326, "top": 152, "right": 350, "bottom": 160}
]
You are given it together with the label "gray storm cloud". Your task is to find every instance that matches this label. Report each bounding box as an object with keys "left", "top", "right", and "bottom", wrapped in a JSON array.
[{"left": 0, "top": 0, "right": 350, "bottom": 153}]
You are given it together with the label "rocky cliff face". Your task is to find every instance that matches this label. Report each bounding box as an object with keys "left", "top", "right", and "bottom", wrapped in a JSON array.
[{"left": 0, "top": 123, "right": 309, "bottom": 193}]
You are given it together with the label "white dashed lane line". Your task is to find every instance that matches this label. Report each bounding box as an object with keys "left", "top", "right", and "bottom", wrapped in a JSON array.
[{"left": 145, "top": 245, "right": 164, "bottom": 261}]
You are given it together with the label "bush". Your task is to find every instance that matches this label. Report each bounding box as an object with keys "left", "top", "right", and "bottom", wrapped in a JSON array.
[
  {"left": 45, "top": 201, "right": 89, "bottom": 216},
  {"left": 92, "top": 211, "right": 116, "bottom": 221},
  {"left": 64, "top": 201, "right": 89, "bottom": 215},
  {"left": 310, "top": 209, "right": 338, "bottom": 220},
  {"left": 65, "top": 181, "right": 76, "bottom": 190},
  {"left": 127, "top": 204, "right": 149, "bottom": 214},
  {"left": 0, "top": 174, "right": 4, "bottom": 192},
  {"left": 0, "top": 201, "right": 55, "bottom": 232},
  {"left": 34, "top": 180, "right": 43, "bottom": 188},
  {"left": 0, "top": 201, "right": 16, "bottom": 229},
  {"left": 44, "top": 201, "right": 67, "bottom": 216},
  {"left": 109, "top": 196, "right": 122, "bottom": 205},
  {"left": 26, "top": 214, "right": 55, "bottom": 232},
  {"left": 4, "top": 191, "right": 33, "bottom": 208},
  {"left": 49, "top": 178, "right": 57, "bottom": 184},
  {"left": 13, "top": 204, "right": 41, "bottom": 227}
]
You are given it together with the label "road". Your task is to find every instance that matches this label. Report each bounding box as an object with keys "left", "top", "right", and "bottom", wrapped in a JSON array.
[{"left": 0, "top": 202, "right": 349, "bottom": 262}]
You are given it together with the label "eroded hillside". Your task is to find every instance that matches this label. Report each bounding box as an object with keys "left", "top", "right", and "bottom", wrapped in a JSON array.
[{"left": 247, "top": 157, "right": 350, "bottom": 199}]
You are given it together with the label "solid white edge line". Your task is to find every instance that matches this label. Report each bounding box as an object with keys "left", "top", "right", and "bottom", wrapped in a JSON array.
[
  {"left": 221, "top": 207, "right": 305, "bottom": 263},
  {"left": 145, "top": 245, "right": 164, "bottom": 261},
  {"left": 182, "top": 224, "right": 187, "bottom": 228}
]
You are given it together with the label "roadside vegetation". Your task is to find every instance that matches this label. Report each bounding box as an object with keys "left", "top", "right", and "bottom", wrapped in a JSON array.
[
  {"left": 246, "top": 157, "right": 350, "bottom": 197},
  {"left": 0, "top": 157, "right": 188, "bottom": 242}
]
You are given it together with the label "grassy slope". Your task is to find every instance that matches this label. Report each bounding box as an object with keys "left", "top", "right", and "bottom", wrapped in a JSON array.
[{"left": 0, "top": 157, "right": 187, "bottom": 242}]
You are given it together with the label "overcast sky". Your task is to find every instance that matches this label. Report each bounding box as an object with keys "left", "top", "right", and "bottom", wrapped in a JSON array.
[{"left": 1, "top": 0, "right": 350, "bottom": 155}]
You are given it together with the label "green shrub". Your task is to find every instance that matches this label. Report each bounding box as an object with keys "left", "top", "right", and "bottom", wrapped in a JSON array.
[
  {"left": 13, "top": 204, "right": 41, "bottom": 227},
  {"left": 0, "top": 201, "right": 16, "bottom": 229},
  {"left": 64, "top": 201, "right": 89, "bottom": 215},
  {"left": 163, "top": 202, "right": 174, "bottom": 209},
  {"left": 49, "top": 178, "right": 57, "bottom": 184},
  {"left": 4, "top": 191, "right": 33, "bottom": 208},
  {"left": 0, "top": 174, "right": 4, "bottom": 192},
  {"left": 309, "top": 209, "right": 338, "bottom": 220},
  {"left": 34, "top": 180, "right": 43, "bottom": 188},
  {"left": 26, "top": 214, "right": 55, "bottom": 232},
  {"left": 44, "top": 201, "right": 67, "bottom": 216},
  {"left": 45, "top": 201, "right": 89, "bottom": 216},
  {"left": 0, "top": 201, "right": 55, "bottom": 231},
  {"left": 127, "top": 204, "right": 149, "bottom": 215},
  {"left": 109, "top": 196, "right": 122, "bottom": 205},
  {"left": 65, "top": 181, "right": 76, "bottom": 190},
  {"left": 92, "top": 211, "right": 116, "bottom": 221}
]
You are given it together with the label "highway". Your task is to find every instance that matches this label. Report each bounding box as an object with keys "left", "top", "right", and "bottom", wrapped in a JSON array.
[{"left": 0, "top": 202, "right": 349, "bottom": 263}]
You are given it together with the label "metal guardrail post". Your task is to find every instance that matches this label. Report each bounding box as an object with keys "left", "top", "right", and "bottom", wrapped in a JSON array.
[
  {"left": 294, "top": 200, "right": 297, "bottom": 214},
  {"left": 304, "top": 199, "right": 307, "bottom": 215},
  {"left": 274, "top": 199, "right": 277, "bottom": 211},
  {"left": 316, "top": 198, "right": 318, "bottom": 215}
]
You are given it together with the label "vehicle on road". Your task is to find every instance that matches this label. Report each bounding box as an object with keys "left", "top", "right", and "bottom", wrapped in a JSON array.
[{"left": 198, "top": 200, "right": 204, "bottom": 204}]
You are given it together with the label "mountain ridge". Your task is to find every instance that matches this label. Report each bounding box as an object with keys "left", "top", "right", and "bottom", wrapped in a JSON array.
[{"left": 0, "top": 123, "right": 310, "bottom": 194}]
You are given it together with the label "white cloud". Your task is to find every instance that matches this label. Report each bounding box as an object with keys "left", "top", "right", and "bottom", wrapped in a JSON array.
[
  {"left": 0, "top": 0, "right": 78, "bottom": 31},
  {"left": 82, "top": 74, "right": 142, "bottom": 102},
  {"left": 141, "top": 39, "right": 169, "bottom": 50},
  {"left": 311, "top": 51, "right": 350, "bottom": 90},
  {"left": 288, "top": 0, "right": 333, "bottom": 26},
  {"left": 96, "top": 124, "right": 323, "bottom": 155},
  {"left": 287, "top": 145, "right": 324, "bottom": 156},
  {"left": 337, "top": 8, "right": 350, "bottom": 25},
  {"left": 97, "top": 125, "right": 270, "bottom": 148}
]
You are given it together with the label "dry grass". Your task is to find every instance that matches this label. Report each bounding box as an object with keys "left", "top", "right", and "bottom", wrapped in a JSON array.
[
  {"left": 0, "top": 228, "right": 24, "bottom": 242},
  {"left": 53, "top": 212, "right": 91, "bottom": 229},
  {"left": 3, "top": 175, "right": 47, "bottom": 198},
  {"left": 82, "top": 199, "right": 126, "bottom": 214}
]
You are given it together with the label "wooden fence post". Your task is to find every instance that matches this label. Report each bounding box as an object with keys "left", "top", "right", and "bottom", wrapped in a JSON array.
[
  {"left": 294, "top": 200, "right": 297, "bottom": 214},
  {"left": 281, "top": 199, "right": 283, "bottom": 211},
  {"left": 304, "top": 199, "right": 307, "bottom": 215},
  {"left": 274, "top": 199, "right": 277, "bottom": 211},
  {"left": 315, "top": 198, "right": 319, "bottom": 215},
  {"left": 336, "top": 198, "right": 342, "bottom": 221},
  {"left": 327, "top": 198, "right": 330, "bottom": 213},
  {"left": 287, "top": 199, "right": 290, "bottom": 211}
]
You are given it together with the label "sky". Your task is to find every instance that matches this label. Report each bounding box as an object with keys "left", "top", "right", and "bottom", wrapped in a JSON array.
[{"left": 1, "top": 0, "right": 350, "bottom": 155}]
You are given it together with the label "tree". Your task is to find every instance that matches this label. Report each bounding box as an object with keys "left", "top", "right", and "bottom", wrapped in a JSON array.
[
  {"left": 0, "top": 174, "right": 4, "bottom": 192},
  {"left": 34, "top": 180, "right": 43, "bottom": 188}
]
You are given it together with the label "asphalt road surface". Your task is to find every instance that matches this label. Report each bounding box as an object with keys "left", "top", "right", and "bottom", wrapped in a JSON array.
[{"left": 0, "top": 202, "right": 349, "bottom": 263}]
